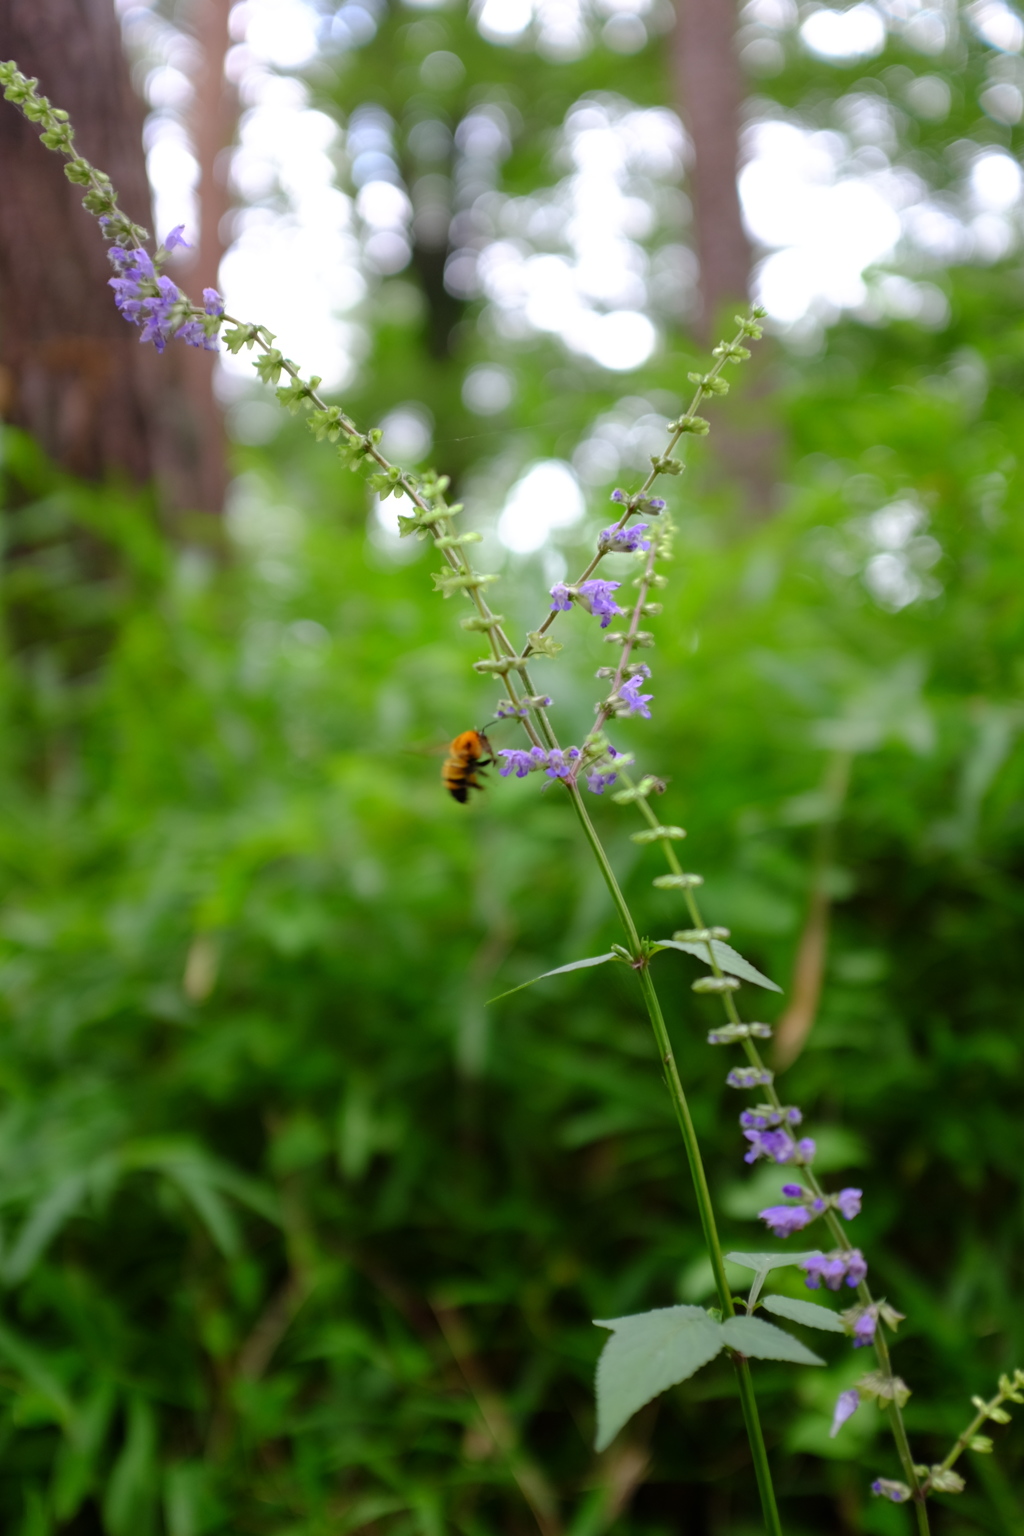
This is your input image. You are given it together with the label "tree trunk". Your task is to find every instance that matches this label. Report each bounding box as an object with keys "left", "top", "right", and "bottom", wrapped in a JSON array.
[
  {"left": 673, "top": 0, "right": 751, "bottom": 340},
  {"left": 0, "top": 0, "right": 225, "bottom": 513},
  {"left": 674, "top": 0, "right": 779, "bottom": 515},
  {"left": 177, "top": 0, "right": 235, "bottom": 513}
]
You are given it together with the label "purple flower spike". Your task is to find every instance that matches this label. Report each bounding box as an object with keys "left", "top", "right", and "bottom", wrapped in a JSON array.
[
  {"left": 577, "top": 579, "right": 623, "bottom": 627},
  {"left": 758, "top": 1204, "right": 814, "bottom": 1239},
  {"left": 598, "top": 523, "right": 651, "bottom": 554},
  {"left": 550, "top": 582, "right": 573, "bottom": 612},
  {"left": 830, "top": 1389, "right": 860, "bottom": 1439},
  {"left": 164, "top": 224, "right": 190, "bottom": 250},
  {"left": 853, "top": 1310, "right": 877, "bottom": 1348},
  {"left": 617, "top": 674, "right": 653, "bottom": 718},
  {"left": 836, "top": 1188, "right": 862, "bottom": 1220}
]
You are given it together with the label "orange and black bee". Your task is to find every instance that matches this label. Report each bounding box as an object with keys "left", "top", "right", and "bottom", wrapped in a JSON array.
[{"left": 442, "top": 729, "right": 494, "bottom": 803}]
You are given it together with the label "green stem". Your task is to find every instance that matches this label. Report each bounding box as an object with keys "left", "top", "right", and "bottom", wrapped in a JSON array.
[
  {"left": 566, "top": 785, "right": 783, "bottom": 1536},
  {"left": 621, "top": 775, "right": 932, "bottom": 1530}
]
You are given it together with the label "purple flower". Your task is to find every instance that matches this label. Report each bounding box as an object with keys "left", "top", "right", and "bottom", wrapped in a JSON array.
[
  {"left": 830, "top": 1389, "right": 860, "bottom": 1438},
  {"left": 203, "top": 287, "right": 224, "bottom": 315},
  {"left": 610, "top": 488, "right": 629, "bottom": 505},
  {"left": 545, "top": 747, "right": 580, "bottom": 779},
  {"left": 853, "top": 1310, "right": 877, "bottom": 1348},
  {"left": 164, "top": 224, "right": 190, "bottom": 250},
  {"left": 871, "top": 1480, "right": 911, "bottom": 1504},
  {"left": 802, "top": 1254, "right": 849, "bottom": 1291},
  {"left": 646, "top": 497, "right": 666, "bottom": 511},
  {"left": 758, "top": 1204, "right": 814, "bottom": 1239},
  {"left": 801, "top": 1249, "right": 867, "bottom": 1291},
  {"left": 743, "top": 1129, "right": 796, "bottom": 1165},
  {"left": 587, "top": 769, "right": 617, "bottom": 794},
  {"left": 177, "top": 318, "right": 217, "bottom": 351},
  {"left": 617, "top": 675, "right": 653, "bottom": 718},
  {"left": 727, "top": 1066, "right": 773, "bottom": 1090},
  {"left": 796, "top": 1137, "right": 817, "bottom": 1161},
  {"left": 836, "top": 1188, "right": 862, "bottom": 1220},
  {"left": 740, "top": 1104, "right": 803, "bottom": 1132},
  {"left": 845, "top": 1249, "right": 868, "bottom": 1286},
  {"left": 106, "top": 245, "right": 211, "bottom": 354},
  {"left": 578, "top": 579, "right": 623, "bottom": 628},
  {"left": 781, "top": 1183, "right": 804, "bottom": 1197},
  {"left": 498, "top": 750, "right": 534, "bottom": 778},
  {"left": 598, "top": 523, "right": 651, "bottom": 554},
  {"left": 550, "top": 582, "right": 572, "bottom": 612}
]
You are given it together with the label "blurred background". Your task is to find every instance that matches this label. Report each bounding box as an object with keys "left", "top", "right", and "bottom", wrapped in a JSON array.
[{"left": 0, "top": 0, "right": 1023, "bottom": 1532}]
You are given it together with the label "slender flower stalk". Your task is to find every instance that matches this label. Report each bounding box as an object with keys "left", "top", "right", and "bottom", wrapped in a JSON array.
[{"left": 622, "top": 771, "right": 932, "bottom": 1530}]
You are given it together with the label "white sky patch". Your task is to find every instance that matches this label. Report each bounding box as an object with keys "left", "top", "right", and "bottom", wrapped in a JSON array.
[
  {"left": 741, "top": 120, "right": 903, "bottom": 321},
  {"left": 219, "top": 74, "right": 365, "bottom": 389},
  {"left": 800, "top": 4, "right": 887, "bottom": 61},
  {"left": 968, "top": 0, "right": 1024, "bottom": 53},
  {"left": 741, "top": 92, "right": 1024, "bottom": 328},
  {"left": 130, "top": 0, "right": 1024, "bottom": 386},
  {"left": 243, "top": 0, "right": 322, "bottom": 67},
  {"left": 496, "top": 460, "right": 585, "bottom": 552},
  {"left": 474, "top": 96, "right": 681, "bottom": 369}
]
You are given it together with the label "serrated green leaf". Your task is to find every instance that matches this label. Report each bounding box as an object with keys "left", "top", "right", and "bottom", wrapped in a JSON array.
[
  {"left": 593, "top": 1306, "right": 723, "bottom": 1451},
  {"left": 720, "top": 1315, "right": 824, "bottom": 1365},
  {"left": 488, "top": 954, "right": 619, "bottom": 1005},
  {"left": 653, "top": 940, "right": 782, "bottom": 992},
  {"left": 725, "top": 1251, "right": 822, "bottom": 1274},
  {"left": 761, "top": 1295, "right": 846, "bottom": 1333}
]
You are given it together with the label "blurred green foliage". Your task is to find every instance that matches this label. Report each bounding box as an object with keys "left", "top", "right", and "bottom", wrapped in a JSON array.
[{"left": 2, "top": 263, "right": 1024, "bottom": 1532}]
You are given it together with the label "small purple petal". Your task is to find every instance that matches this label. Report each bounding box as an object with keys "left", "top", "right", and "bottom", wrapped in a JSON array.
[
  {"left": 758, "top": 1204, "right": 814, "bottom": 1239},
  {"left": 830, "top": 1389, "right": 860, "bottom": 1438},
  {"left": 836, "top": 1188, "right": 862, "bottom": 1221}
]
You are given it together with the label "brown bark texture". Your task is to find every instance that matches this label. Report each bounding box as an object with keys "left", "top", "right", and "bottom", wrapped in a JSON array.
[
  {"left": 177, "top": 0, "right": 235, "bottom": 512},
  {"left": 673, "top": 0, "right": 752, "bottom": 340},
  {"left": 0, "top": 0, "right": 224, "bottom": 512}
]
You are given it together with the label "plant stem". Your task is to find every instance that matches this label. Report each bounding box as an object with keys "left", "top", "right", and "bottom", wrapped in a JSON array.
[
  {"left": 621, "top": 776, "right": 933, "bottom": 1530},
  {"left": 566, "top": 784, "right": 783, "bottom": 1536}
]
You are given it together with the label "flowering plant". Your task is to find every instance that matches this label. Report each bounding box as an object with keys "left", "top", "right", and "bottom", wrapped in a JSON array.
[{"left": 3, "top": 55, "right": 1021, "bottom": 1535}]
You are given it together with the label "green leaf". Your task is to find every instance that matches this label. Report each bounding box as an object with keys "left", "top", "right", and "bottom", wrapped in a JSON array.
[
  {"left": 4, "top": 1173, "right": 89, "bottom": 1284},
  {"left": 725, "top": 1251, "right": 823, "bottom": 1274},
  {"left": 0, "top": 1319, "right": 73, "bottom": 1423},
  {"left": 103, "top": 1396, "right": 157, "bottom": 1536},
  {"left": 488, "top": 954, "right": 620, "bottom": 1005},
  {"left": 653, "top": 940, "right": 782, "bottom": 992},
  {"left": 761, "top": 1295, "right": 846, "bottom": 1333},
  {"left": 593, "top": 1306, "right": 723, "bottom": 1451},
  {"left": 720, "top": 1315, "right": 824, "bottom": 1365}
]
